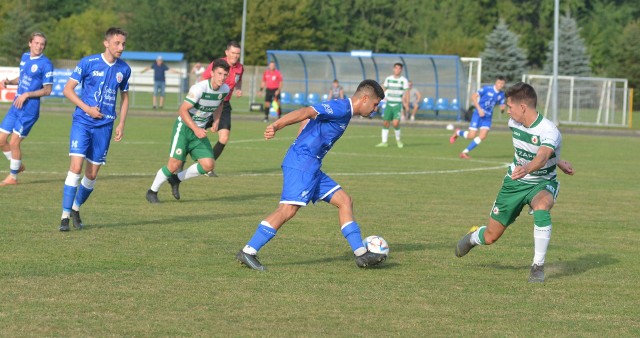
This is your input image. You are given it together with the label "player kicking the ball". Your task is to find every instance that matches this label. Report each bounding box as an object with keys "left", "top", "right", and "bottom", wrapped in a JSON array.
[
  {"left": 454, "top": 82, "right": 574, "bottom": 282},
  {"left": 145, "top": 58, "right": 229, "bottom": 203},
  {"left": 236, "top": 79, "right": 388, "bottom": 271}
]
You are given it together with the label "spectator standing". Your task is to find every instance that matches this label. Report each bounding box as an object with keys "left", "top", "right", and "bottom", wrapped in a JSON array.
[
  {"left": 191, "top": 62, "right": 205, "bottom": 84},
  {"left": 141, "top": 55, "right": 181, "bottom": 109},
  {"left": 328, "top": 79, "right": 344, "bottom": 100}
]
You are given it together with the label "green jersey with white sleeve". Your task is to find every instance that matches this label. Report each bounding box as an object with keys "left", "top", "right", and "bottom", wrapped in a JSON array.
[
  {"left": 507, "top": 113, "right": 562, "bottom": 183},
  {"left": 182, "top": 80, "right": 230, "bottom": 128}
]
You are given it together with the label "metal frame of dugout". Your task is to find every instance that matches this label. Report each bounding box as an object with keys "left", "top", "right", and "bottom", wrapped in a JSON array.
[{"left": 266, "top": 50, "right": 468, "bottom": 121}]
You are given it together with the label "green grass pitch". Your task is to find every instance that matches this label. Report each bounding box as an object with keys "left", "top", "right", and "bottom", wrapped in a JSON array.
[{"left": 0, "top": 105, "right": 638, "bottom": 336}]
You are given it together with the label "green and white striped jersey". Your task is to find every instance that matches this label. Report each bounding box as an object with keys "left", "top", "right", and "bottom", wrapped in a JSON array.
[
  {"left": 383, "top": 75, "right": 409, "bottom": 104},
  {"left": 507, "top": 113, "right": 562, "bottom": 183},
  {"left": 182, "top": 80, "right": 230, "bottom": 128}
]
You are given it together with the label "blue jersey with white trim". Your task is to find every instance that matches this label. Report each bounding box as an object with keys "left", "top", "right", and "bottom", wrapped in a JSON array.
[
  {"left": 17, "top": 52, "right": 54, "bottom": 96},
  {"left": 70, "top": 53, "right": 131, "bottom": 127},
  {"left": 476, "top": 85, "right": 505, "bottom": 117},
  {"left": 282, "top": 98, "right": 353, "bottom": 172}
]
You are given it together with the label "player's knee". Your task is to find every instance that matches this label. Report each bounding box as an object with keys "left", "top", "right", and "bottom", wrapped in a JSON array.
[
  {"left": 201, "top": 160, "right": 214, "bottom": 173},
  {"left": 473, "top": 137, "right": 482, "bottom": 144}
]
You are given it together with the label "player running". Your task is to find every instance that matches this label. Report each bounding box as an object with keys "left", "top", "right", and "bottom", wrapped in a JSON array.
[
  {"left": 450, "top": 76, "right": 506, "bottom": 158},
  {"left": 0, "top": 32, "right": 53, "bottom": 185},
  {"left": 145, "top": 58, "right": 230, "bottom": 203}
]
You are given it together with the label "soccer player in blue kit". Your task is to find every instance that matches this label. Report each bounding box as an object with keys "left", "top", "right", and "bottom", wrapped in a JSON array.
[
  {"left": 450, "top": 76, "right": 506, "bottom": 159},
  {"left": 236, "top": 79, "right": 388, "bottom": 271},
  {"left": 0, "top": 32, "right": 53, "bottom": 186},
  {"left": 58, "top": 27, "right": 131, "bottom": 231}
]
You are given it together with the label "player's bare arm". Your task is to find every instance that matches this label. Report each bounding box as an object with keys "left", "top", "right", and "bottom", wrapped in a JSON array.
[
  {"left": 114, "top": 91, "right": 129, "bottom": 142},
  {"left": 557, "top": 159, "right": 575, "bottom": 175},
  {"left": 177, "top": 101, "right": 206, "bottom": 139},
  {"left": 13, "top": 84, "right": 53, "bottom": 109},
  {"left": 63, "top": 80, "right": 103, "bottom": 119},
  {"left": 472, "top": 92, "right": 484, "bottom": 117},
  {"left": 209, "top": 105, "right": 223, "bottom": 133},
  {"left": 265, "top": 106, "right": 316, "bottom": 140},
  {"left": 511, "top": 146, "right": 554, "bottom": 180}
]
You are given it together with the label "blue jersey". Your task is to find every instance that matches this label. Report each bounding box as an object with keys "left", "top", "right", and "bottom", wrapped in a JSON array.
[
  {"left": 476, "top": 85, "right": 505, "bottom": 117},
  {"left": 69, "top": 54, "right": 131, "bottom": 127},
  {"left": 282, "top": 98, "right": 353, "bottom": 173},
  {"left": 16, "top": 52, "right": 54, "bottom": 109}
]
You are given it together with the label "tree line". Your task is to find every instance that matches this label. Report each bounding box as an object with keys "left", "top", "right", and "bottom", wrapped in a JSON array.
[{"left": 0, "top": 0, "right": 638, "bottom": 107}]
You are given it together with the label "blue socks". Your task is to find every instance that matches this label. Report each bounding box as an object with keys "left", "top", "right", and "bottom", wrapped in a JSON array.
[
  {"left": 246, "top": 221, "right": 277, "bottom": 253},
  {"left": 341, "top": 221, "right": 366, "bottom": 253}
]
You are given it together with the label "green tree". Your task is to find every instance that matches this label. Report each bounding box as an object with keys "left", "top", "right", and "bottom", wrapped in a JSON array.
[
  {"left": 479, "top": 19, "right": 528, "bottom": 82},
  {"left": 45, "top": 8, "right": 122, "bottom": 60},
  {"left": 610, "top": 21, "right": 640, "bottom": 110},
  {"left": 0, "top": 4, "right": 39, "bottom": 63},
  {"left": 544, "top": 14, "right": 591, "bottom": 76},
  {"left": 244, "top": 0, "right": 315, "bottom": 65}
]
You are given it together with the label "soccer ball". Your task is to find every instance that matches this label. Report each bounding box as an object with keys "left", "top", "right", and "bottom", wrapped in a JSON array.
[
  {"left": 363, "top": 235, "right": 389, "bottom": 257},
  {"left": 446, "top": 123, "right": 455, "bottom": 130}
]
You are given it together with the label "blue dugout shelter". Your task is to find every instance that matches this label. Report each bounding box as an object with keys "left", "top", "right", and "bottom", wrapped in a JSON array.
[{"left": 266, "top": 50, "right": 468, "bottom": 120}]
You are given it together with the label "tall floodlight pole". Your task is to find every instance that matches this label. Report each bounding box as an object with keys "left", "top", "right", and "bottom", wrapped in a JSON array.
[
  {"left": 552, "top": 0, "right": 559, "bottom": 124},
  {"left": 240, "top": 0, "right": 247, "bottom": 65}
]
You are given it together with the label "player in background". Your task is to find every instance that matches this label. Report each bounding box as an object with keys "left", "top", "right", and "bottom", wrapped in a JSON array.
[
  {"left": 0, "top": 32, "right": 53, "bottom": 186},
  {"left": 454, "top": 82, "right": 575, "bottom": 283},
  {"left": 259, "top": 60, "right": 283, "bottom": 122},
  {"left": 145, "top": 59, "right": 230, "bottom": 203},
  {"left": 58, "top": 27, "right": 131, "bottom": 231},
  {"left": 201, "top": 40, "right": 244, "bottom": 163},
  {"left": 236, "top": 79, "right": 388, "bottom": 271},
  {"left": 450, "top": 76, "right": 506, "bottom": 159},
  {"left": 376, "top": 62, "right": 408, "bottom": 148}
]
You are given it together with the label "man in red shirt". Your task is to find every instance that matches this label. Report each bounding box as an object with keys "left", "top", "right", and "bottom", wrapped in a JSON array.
[
  {"left": 202, "top": 41, "right": 244, "bottom": 161},
  {"left": 259, "top": 60, "right": 283, "bottom": 122}
]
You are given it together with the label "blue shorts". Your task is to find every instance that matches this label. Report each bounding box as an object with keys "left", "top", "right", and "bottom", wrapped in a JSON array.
[
  {"left": 469, "top": 110, "right": 493, "bottom": 130},
  {"left": 0, "top": 102, "right": 41, "bottom": 137},
  {"left": 280, "top": 166, "right": 341, "bottom": 206},
  {"left": 68, "top": 121, "right": 113, "bottom": 165},
  {"left": 153, "top": 81, "right": 166, "bottom": 97}
]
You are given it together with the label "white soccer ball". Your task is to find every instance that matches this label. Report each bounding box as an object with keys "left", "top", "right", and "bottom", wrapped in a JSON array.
[
  {"left": 363, "top": 235, "right": 389, "bottom": 257},
  {"left": 446, "top": 123, "right": 455, "bottom": 130}
]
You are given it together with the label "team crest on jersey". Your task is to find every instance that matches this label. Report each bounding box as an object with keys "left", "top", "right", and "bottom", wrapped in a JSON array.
[
  {"left": 176, "top": 148, "right": 183, "bottom": 155},
  {"left": 116, "top": 72, "right": 124, "bottom": 83},
  {"left": 31, "top": 64, "right": 38, "bottom": 73},
  {"left": 531, "top": 136, "right": 539, "bottom": 144}
]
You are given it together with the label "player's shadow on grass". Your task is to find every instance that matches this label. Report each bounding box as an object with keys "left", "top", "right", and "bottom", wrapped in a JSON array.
[
  {"left": 490, "top": 253, "right": 617, "bottom": 280},
  {"left": 548, "top": 253, "right": 618, "bottom": 280}
]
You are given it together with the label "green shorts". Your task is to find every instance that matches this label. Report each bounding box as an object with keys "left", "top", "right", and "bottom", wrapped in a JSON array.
[
  {"left": 382, "top": 102, "right": 402, "bottom": 121},
  {"left": 490, "top": 176, "right": 559, "bottom": 226},
  {"left": 168, "top": 118, "right": 213, "bottom": 161}
]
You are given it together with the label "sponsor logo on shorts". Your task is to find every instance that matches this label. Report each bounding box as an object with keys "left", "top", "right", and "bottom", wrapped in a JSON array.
[
  {"left": 492, "top": 206, "right": 500, "bottom": 215},
  {"left": 176, "top": 148, "right": 183, "bottom": 155},
  {"left": 546, "top": 184, "right": 556, "bottom": 194}
]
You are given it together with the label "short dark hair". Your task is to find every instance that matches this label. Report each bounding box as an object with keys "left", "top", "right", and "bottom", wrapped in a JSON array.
[
  {"left": 505, "top": 82, "right": 537, "bottom": 108},
  {"left": 227, "top": 40, "right": 240, "bottom": 50},
  {"left": 105, "top": 27, "right": 128, "bottom": 39},
  {"left": 496, "top": 75, "right": 506, "bottom": 81},
  {"left": 394, "top": 62, "right": 403, "bottom": 69},
  {"left": 356, "top": 79, "right": 385, "bottom": 100},
  {"left": 212, "top": 58, "right": 230, "bottom": 72}
]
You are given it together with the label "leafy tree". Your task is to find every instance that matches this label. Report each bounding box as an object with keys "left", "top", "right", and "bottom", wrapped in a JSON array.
[
  {"left": 479, "top": 19, "right": 528, "bottom": 82},
  {"left": 0, "top": 4, "right": 39, "bottom": 63},
  {"left": 45, "top": 8, "right": 122, "bottom": 60},
  {"left": 544, "top": 14, "right": 591, "bottom": 76},
  {"left": 244, "top": 0, "right": 315, "bottom": 65},
  {"left": 610, "top": 21, "right": 640, "bottom": 110}
]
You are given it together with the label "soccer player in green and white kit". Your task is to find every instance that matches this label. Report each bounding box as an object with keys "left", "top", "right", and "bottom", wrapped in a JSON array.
[
  {"left": 455, "top": 82, "right": 575, "bottom": 283},
  {"left": 376, "top": 63, "right": 408, "bottom": 148},
  {"left": 146, "top": 58, "right": 230, "bottom": 203}
]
